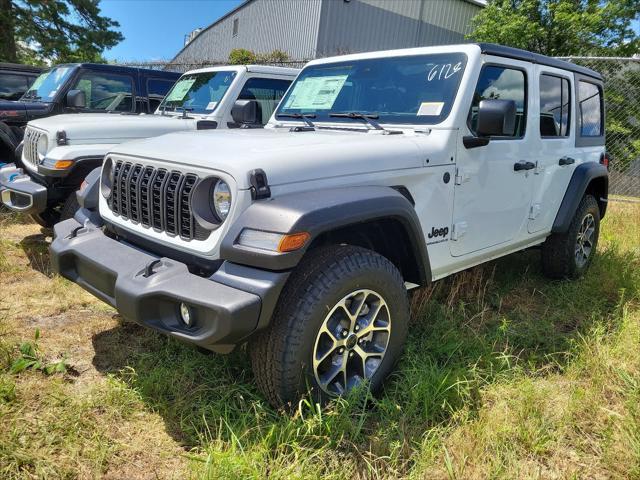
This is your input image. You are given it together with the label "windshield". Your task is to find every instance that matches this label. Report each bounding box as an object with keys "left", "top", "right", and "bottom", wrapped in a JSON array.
[
  {"left": 276, "top": 53, "right": 467, "bottom": 125},
  {"left": 22, "top": 66, "right": 75, "bottom": 102},
  {"left": 159, "top": 71, "right": 237, "bottom": 114}
]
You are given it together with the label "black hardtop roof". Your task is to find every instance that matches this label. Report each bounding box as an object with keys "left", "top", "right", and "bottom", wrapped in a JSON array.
[
  {"left": 476, "top": 43, "right": 603, "bottom": 81},
  {"left": 47, "top": 63, "right": 180, "bottom": 79},
  {"left": 0, "top": 62, "right": 44, "bottom": 73}
]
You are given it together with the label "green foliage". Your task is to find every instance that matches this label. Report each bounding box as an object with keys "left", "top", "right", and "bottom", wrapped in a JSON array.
[
  {"left": 228, "top": 48, "right": 257, "bottom": 65},
  {"left": 468, "top": 0, "right": 640, "bottom": 56},
  {"left": 0, "top": 0, "right": 123, "bottom": 64},
  {"left": 9, "top": 329, "right": 67, "bottom": 376},
  {"left": 228, "top": 48, "right": 291, "bottom": 65}
]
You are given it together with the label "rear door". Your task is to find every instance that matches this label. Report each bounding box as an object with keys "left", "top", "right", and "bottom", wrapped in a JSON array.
[
  {"left": 450, "top": 60, "right": 535, "bottom": 257},
  {"left": 528, "top": 66, "right": 576, "bottom": 233}
]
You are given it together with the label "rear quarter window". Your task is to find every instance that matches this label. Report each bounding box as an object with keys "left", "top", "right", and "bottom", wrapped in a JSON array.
[{"left": 578, "top": 81, "right": 603, "bottom": 137}]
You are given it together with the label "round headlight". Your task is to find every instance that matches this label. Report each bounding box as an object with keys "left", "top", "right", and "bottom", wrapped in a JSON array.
[
  {"left": 213, "top": 180, "right": 231, "bottom": 220},
  {"left": 36, "top": 135, "right": 48, "bottom": 159},
  {"left": 101, "top": 157, "right": 113, "bottom": 199}
]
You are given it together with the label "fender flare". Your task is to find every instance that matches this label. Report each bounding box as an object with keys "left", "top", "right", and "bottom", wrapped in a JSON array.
[
  {"left": 552, "top": 162, "right": 608, "bottom": 233},
  {"left": 221, "top": 186, "right": 431, "bottom": 284}
]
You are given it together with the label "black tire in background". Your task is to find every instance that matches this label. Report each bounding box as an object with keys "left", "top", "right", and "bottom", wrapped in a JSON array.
[
  {"left": 249, "top": 245, "right": 410, "bottom": 409},
  {"left": 542, "top": 194, "right": 601, "bottom": 279},
  {"left": 59, "top": 193, "right": 80, "bottom": 222}
]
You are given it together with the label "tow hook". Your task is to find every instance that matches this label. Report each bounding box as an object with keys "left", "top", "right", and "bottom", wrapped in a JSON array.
[{"left": 142, "top": 259, "right": 163, "bottom": 278}]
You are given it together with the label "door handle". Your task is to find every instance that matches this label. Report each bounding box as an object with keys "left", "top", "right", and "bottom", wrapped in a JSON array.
[
  {"left": 559, "top": 156, "right": 576, "bottom": 166},
  {"left": 514, "top": 161, "right": 535, "bottom": 171}
]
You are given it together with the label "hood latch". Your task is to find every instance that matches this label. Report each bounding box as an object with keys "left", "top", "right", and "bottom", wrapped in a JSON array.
[{"left": 249, "top": 169, "right": 271, "bottom": 200}]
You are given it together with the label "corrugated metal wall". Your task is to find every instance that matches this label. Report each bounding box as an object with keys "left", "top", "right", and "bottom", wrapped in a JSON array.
[
  {"left": 173, "top": 0, "right": 323, "bottom": 63},
  {"left": 316, "top": 0, "right": 481, "bottom": 57},
  {"left": 173, "top": 0, "right": 482, "bottom": 63}
]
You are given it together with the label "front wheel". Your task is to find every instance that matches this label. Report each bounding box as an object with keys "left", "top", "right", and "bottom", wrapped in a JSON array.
[
  {"left": 249, "top": 245, "right": 410, "bottom": 408},
  {"left": 542, "top": 194, "right": 600, "bottom": 279}
]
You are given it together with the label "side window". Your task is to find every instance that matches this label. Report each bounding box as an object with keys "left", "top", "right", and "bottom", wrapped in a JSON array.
[
  {"left": 238, "top": 77, "right": 292, "bottom": 124},
  {"left": 469, "top": 65, "right": 527, "bottom": 137},
  {"left": 71, "top": 72, "right": 134, "bottom": 112},
  {"left": 0, "top": 73, "right": 30, "bottom": 101},
  {"left": 578, "top": 81, "right": 603, "bottom": 137},
  {"left": 147, "top": 78, "right": 176, "bottom": 110},
  {"left": 539, "top": 74, "right": 571, "bottom": 137}
]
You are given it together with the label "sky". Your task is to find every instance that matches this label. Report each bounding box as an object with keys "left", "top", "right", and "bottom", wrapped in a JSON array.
[{"left": 100, "top": 0, "right": 244, "bottom": 62}]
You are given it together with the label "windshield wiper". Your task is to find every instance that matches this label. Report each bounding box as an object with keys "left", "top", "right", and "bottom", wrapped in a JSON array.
[
  {"left": 22, "top": 93, "right": 41, "bottom": 101},
  {"left": 329, "top": 112, "right": 385, "bottom": 130},
  {"left": 276, "top": 113, "right": 316, "bottom": 129}
]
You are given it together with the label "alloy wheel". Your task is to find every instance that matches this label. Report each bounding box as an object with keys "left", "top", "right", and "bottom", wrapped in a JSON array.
[
  {"left": 575, "top": 213, "right": 595, "bottom": 268},
  {"left": 312, "top": 289, "right": 391, "bottom": 395}
]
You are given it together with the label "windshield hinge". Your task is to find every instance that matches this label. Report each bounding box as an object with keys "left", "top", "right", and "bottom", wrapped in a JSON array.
[{"left": 249, "top": 169, "right": 271, "bottom": 200}]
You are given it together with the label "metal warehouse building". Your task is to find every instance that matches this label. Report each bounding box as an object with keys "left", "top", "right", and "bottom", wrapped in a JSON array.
[{"left": 172, "top": 0, "right": 485, "bottom": 64}]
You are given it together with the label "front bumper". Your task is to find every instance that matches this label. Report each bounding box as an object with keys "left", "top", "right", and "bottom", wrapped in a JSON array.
[
  {"left": 50, "top": 218, "right": 289, "bottom": 353},
  {"left": 0, "top": 163, "right": 47, "bottom": 214}
]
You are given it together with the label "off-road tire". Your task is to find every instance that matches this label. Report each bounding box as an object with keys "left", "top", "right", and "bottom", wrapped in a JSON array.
[
  {"left": 249, "top": 245, "right": 410, "bottom": 409},
  {"left": 30, "top": 208, "right": 59, "bottom": 228},
  {"left": 59, "top": 193, "right": 80, "bottom": 222},
  {"left": 542, "top": 194, "right": 600, "bottom": 279}
]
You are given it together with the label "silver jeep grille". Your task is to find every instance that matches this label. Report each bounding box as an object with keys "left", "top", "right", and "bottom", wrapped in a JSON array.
[
  {"left": 109, "top": 160, "right": 209, "bottom": 241},
  {"left": 23, "top": 127, "right": 45, "bottom": 168}
]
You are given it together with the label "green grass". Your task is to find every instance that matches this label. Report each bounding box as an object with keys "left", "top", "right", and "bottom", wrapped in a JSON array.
[{"left": 0, "top": 201, "right": 638, "bottom": 479}]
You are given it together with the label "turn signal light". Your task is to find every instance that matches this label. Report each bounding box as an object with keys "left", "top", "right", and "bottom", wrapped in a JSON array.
[
  {"left": 278, "top": 232, "right": 310, "bottom": 252},
  {"left": 54, "top": 160, "right": 74, "bottom": 169}
]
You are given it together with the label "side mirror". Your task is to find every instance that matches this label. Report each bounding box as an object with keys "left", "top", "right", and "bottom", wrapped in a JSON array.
[
  {"left": 66, "top": 89, "right": 86, "bottom": 109},
  {"left": 476, "top": 99, "right": 516, "bottom": 137},
  {"left": 231, "top": 100, "right": 260, "bottom": 126}
]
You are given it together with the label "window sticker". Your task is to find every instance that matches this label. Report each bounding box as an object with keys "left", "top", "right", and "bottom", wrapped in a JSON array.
[
  {"left": 165, "top": 78, "right": 196, "bottom": 102},
  {"left": 283, "top": 75, "right": 348, "bottom": 110},
  {"left": 206, "top": 101, "right": 218, "bottom": 111},
  {"left": 417, "top": 101, "right": 444, "bottom": 116}
]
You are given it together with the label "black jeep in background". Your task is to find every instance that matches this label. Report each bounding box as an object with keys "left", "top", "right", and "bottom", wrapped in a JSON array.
[
  {"left": 0, "top": 63, "right": 180, "bottom": 163},
  {"left": 0, "top": 63, "right": 43, "bottom": 101}
]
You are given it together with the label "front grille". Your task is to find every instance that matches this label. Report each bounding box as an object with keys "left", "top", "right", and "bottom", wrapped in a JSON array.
[
  {"left": 23, "top": 127, "right": 45, "bottom": 168},
  {"left": 109, "top": 160, "right": 208, "bottom": 241}
]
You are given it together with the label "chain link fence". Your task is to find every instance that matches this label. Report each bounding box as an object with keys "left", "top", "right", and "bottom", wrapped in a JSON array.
[
  {"left": 562, "top": 57, "right": 640, "bottom": 200},
  {"left": 122, "top": 56, "right": 640, "bottom": 200}
]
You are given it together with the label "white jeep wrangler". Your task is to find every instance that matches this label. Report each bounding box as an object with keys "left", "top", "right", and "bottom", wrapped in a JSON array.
[
  {"left": 0, "top": 65, "right": 298, "bottom": 226},
  {"left": 50, "top": 44, "right": 609, "bottom": 408}
]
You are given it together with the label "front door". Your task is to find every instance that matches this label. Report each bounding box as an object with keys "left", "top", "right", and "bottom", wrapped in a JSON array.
[{"left": 450, "top": 61, "right": 534, "bottom": 257}]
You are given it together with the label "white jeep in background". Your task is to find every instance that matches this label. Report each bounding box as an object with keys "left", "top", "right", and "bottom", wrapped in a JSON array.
[
  {"left": 0, "top": 65, "right": 298, "bottom": 226},
  {"left": 51, "top": 44, "right": 609, "bottom": 408}
]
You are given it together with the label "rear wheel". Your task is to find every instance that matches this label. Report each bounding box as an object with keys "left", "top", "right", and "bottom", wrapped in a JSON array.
[
  {"left": 249, "top": 245, "right": 410, "bottom": 408},
  {"left": 542, "top": 194, "right": 600, "bottom": 279}
]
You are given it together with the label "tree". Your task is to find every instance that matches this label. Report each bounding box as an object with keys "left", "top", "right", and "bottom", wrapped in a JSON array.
[
  {"left": 468, "top": 0, "right": 639, "bottom": 57},
  {"left": 0, "top": 0, "right": 123, "bottom": 64}
]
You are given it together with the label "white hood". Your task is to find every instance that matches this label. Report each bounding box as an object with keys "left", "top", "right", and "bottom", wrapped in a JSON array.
[
  {"left": 29, "top": 113, "right": 199, "bottom": 144},
  {"left": 109, "top": 128, "right": 427, "bottom": 189}
]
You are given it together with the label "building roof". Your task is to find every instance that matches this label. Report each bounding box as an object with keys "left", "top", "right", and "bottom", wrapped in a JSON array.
[{"left": 172, "top": 0, "right": 486, "bottom": 63}]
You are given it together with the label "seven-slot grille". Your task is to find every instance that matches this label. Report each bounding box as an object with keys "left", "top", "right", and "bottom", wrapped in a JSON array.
[
  {"left": 23, "top": 127, "right": 45, "bottom": 167},
  {"left": 109, "top": 160, "right": 208, "bottom": 241}
]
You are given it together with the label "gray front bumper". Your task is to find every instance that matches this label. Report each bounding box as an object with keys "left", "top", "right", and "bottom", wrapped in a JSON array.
[
  {"left": 0, "top": 163, "right": 47, "bottom": 214},
  {"left": 50, "top": 218, "right": 289, "bottom": 353}
]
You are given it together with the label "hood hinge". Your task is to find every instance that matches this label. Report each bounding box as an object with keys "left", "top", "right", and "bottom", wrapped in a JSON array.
[{"left": 249, "top": 169, "right": 271, "bottom": 200}]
